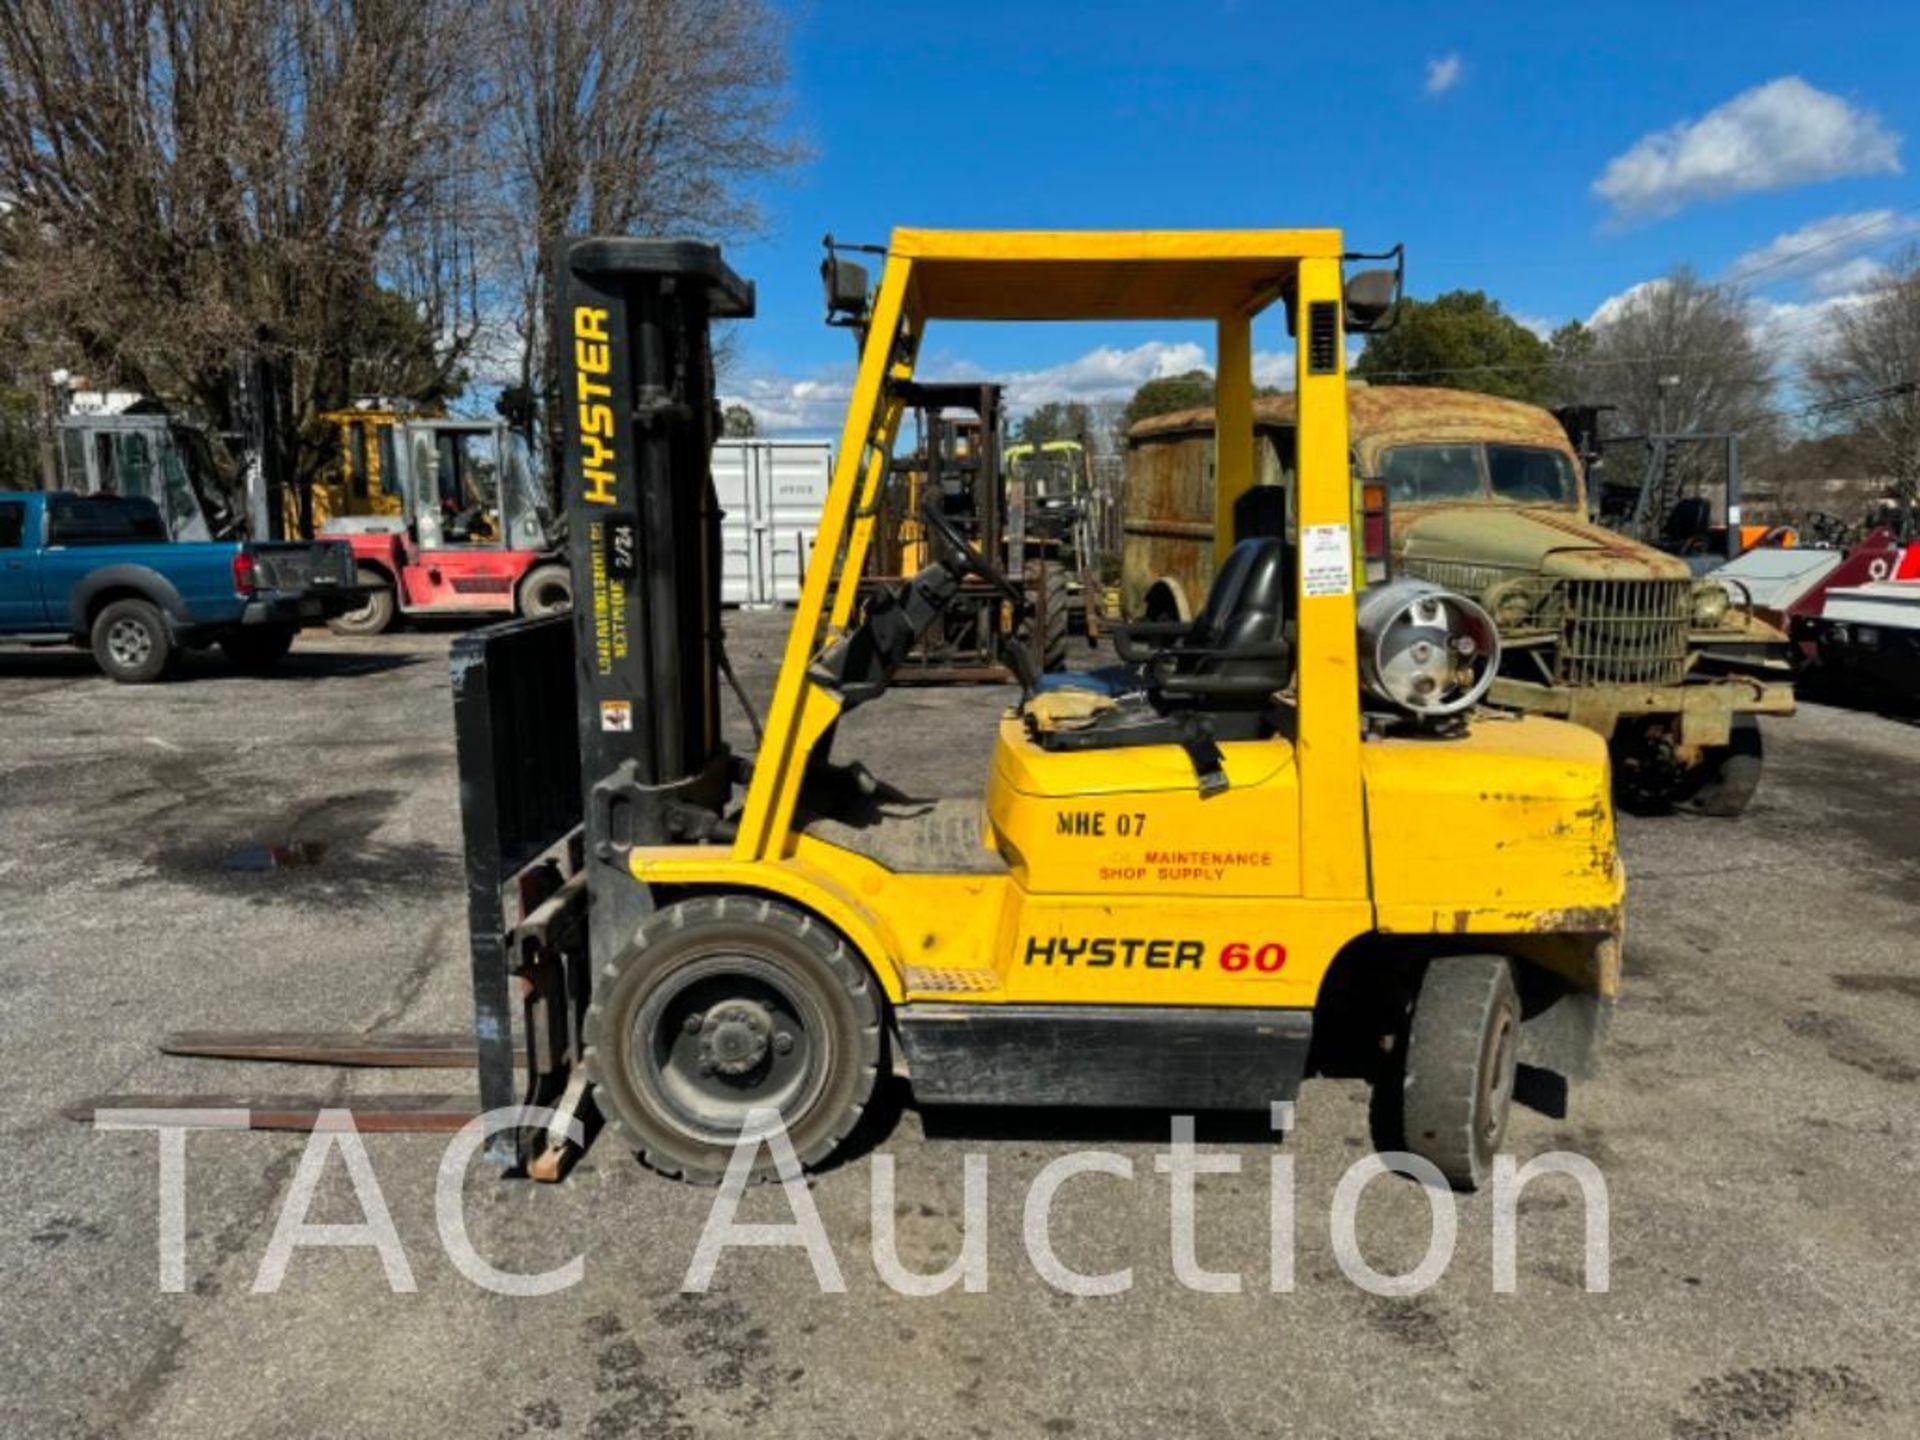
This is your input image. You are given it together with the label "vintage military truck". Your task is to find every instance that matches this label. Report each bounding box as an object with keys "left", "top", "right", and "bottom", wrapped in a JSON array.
[{"left": 1123, "top": 385, "right": 1794, "bottom": 814}]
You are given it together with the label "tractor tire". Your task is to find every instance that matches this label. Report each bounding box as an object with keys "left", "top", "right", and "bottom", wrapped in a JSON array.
[
  {"left": 91, "top": 597, "right": 175, "bottom": 684},
  {"left": 583, "top": 895, "right": 884, "bottom": 1185},
  {"left": 516, "top": 562, "right": 573, "bottom": 619},
  {"left": 220, "top": 625, "right": 297, "bottom": 673},
  {"left": 328, "top": 567, "right": 397, "bottom": 636},
  {"left": 1021, "top": 560, "right": 1071, "bottom": 672},
  {"left": 1392, "top": 955, "right": 1520, "bottom": 1192},
  {"left": 1681, "top": 715, "right": 1763, "bottom": 818}
]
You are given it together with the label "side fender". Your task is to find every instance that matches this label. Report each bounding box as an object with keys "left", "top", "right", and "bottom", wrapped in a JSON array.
[
  {"left": 639, "top": 862, "right": 909, "bottom": 1004},
  {"left": 66, "top": 565, "right": 191, "bottom": 636}
]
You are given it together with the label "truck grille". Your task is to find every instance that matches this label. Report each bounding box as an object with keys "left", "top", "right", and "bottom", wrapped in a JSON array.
[
  {"left": 1405, "top": 560, "right": 1693, "bottom": 687},
  {"left": 1554, "top": 578, "right": 1691, "bottom": 686}
]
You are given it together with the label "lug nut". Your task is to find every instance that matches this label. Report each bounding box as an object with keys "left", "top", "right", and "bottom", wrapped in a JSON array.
[
  {"left": 683, "top": 1013, "right": 704, "bottom": 1033},
  {"left": 773, "top": 1032, "right": 795, "bottom": 1054}
]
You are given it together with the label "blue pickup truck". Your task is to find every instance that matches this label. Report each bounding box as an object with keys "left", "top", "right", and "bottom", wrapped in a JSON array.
[{"left": 0, "top": 491, "right": 359, "bottom": 682}]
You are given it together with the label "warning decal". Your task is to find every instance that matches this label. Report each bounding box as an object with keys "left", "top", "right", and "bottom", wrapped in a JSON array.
[{"left": 1302, "top": 523, "right": 1353, "bottom": 597}]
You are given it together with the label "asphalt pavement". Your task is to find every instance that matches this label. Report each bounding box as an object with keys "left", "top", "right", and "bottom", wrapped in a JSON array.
[{"left": 2, "top": 612, "right": 1917, "bottom": 1439}]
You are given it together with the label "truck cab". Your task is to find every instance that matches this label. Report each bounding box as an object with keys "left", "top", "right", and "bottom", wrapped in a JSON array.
[
  {"left": 1126, "top": 385, "right": 1795, "bottom": 814},
  {"left": 54, "top": 412, "right": 231, "bottom": 542}
]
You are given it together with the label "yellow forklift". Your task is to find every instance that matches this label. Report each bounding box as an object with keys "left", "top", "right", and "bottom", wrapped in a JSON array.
[
  {"left": 85, "top": 231, "right": 1624, "bottom": 1193},
  {"left": 546, "top": 230, "right": 1621, "bottom": 1190}
]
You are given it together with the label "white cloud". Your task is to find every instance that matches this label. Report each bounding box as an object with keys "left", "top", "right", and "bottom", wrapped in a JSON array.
[
  {"left": 1584, "top": 274, "right": 1879, "bottom": 375},
  {"left": 721, "top": 369, "right": 857, "bottom": 435},
  {"left": 1808, "top": 255, "right": 1891, "bottom": 297},
  {"left": 1592, "top": 77, "right": 1902, "bottom": 219},
  {"left": 1511, "top": 311, "right": 1556, "bottom": 341},
  {"left": 727, "top": 339, "right": 1319, "bottom": 436},
  {"left": 1746, "top": 291, "right": 1877, "bottom": 367},
  {"left": 1724, "top": 209, "right": 1918, "bottom": 284},
  {"left": 1001, "top": 339, "right": 1209, "bottom": 409},
  {"left": 1587, "top": 278, "right": 1671, "bottom": 329},
  {"left": 1252, "top": 349, "right": 1296, "bottom": 389},
  {"left": 1424, "top": 53, "right": 1462, "bottom": 97}
]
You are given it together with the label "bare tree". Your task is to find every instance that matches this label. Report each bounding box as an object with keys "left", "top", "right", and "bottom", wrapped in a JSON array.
[
  {"left": 484, "top": 0, "right": 801, "bottom": 469},
  {"left": 1803, "top": 248, "right": 1920, "bottom": 531},
  {"left": 1565, "top": 268, "right": 1777, "bottom": 440},
  {"left": 0, "top": 0, "right": 482, "bottom": 495}
]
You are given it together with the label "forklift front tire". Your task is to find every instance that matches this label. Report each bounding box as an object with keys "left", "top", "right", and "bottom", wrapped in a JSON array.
[
  {"left": 583, "top": 895, "right": 883, "bottom": 1184},
  {"left": 328, "top": 567, "right": 396, "bottom": 636},
  {"left": 1393, "top": 954, "right": 1520, "bottom": 1192}
]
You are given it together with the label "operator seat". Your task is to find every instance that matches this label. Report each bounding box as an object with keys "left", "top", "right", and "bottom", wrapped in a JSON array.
[
  {"left": 1023, "top": 538, "right": 1291, "bottom": 787},
  {"left": 1167, "top": 537, "right": 1291, "bottom": 689},
  {"left": 1037, "top": 537, "right": 1292, "bottom": 701}
]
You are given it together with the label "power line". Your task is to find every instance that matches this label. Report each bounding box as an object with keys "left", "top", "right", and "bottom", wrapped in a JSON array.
[{"left": 1722, "top": 213, "right": 1908, "bottom": 286}]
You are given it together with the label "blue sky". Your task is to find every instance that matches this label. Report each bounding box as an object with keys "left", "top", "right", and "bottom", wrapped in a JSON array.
[{"left": 720, "top": 0, "right": 1920, "bottom": 432}]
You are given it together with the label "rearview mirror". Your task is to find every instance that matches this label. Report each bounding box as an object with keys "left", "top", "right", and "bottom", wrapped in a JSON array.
[
  {"left": 822, "top": 255, "right": 871, "bottom": 326},
  {"left": 1345, "top": 269, "right": 1399, "bottom": 334}
]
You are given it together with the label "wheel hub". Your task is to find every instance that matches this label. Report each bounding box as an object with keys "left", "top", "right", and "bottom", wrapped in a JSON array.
[
  {"left": 109, "top": 619, "right": 151, "bottom": 665},
  {"left": 699, "top": 1000, "right": 774, "bottom": 1076}
]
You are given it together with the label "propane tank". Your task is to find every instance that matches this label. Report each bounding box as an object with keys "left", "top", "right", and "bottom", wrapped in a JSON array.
[{"left": 1354, "top": 580, "right": 1499, "bottom": 718}]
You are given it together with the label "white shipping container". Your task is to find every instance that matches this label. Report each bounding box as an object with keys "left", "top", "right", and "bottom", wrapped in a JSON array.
[{"left": 712, "top": 439, "right": 832, "bottom": 607}]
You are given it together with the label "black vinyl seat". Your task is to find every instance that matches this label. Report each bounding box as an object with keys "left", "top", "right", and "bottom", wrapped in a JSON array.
[
  {"left": 1159, "top": 537, "right": 1291, "bottom": 693},
  {"left": 1038, "top": 537, "right": 1292, "bottom": 704},
  {"left": 1028, "top": 538, "right": 1293, "bottom": 780}
]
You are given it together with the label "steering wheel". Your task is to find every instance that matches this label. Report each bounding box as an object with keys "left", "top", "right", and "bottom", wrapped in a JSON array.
[
  {"left": 919, "top": 499, "right": 1024, "bottom": 606},
  {"left": 917, "top": 498, "right": 1041, "bottom": 690}
]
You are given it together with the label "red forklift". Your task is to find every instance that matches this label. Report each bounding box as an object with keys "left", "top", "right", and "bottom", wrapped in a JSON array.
[{"left": 323, "top": 417, "right": 572, "bottom": 634}]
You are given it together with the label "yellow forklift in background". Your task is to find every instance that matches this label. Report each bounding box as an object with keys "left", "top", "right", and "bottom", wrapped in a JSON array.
[{"left": 92, "top": 231, "right": 1624, "bottom": 1194}]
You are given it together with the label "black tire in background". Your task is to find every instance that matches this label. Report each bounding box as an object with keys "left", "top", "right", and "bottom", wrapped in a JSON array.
[
  {"left": 1682, "top": 715, "right": 1763, "bottom": 818},
  {"left": 220, "top": 625, "right": 297, "bottom": 672},
  {"left": 1021, "top": 560, "right": 1071, "bottom": 672},
  {"left": 1390, "top": 954, "right": 1521, "bottom": 1192},
  {"left": 583, "top": 895, "right": 883, "bottom": 1184},
  {"left": 90, "top": 597, "right": 174, "bottom": 684},
  {"left": 516, "top": 562, "right": 573, "bottom": 618},
  {"left": 328, "top": 566, "right": 397, "bottom": 636}
]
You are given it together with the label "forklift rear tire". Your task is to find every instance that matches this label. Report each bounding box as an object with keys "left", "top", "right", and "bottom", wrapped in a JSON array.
[
  {"left": 517, "top": 563, "right": 573, "bottom": 618},
  {"left": 584, "top": 896, "right": 883, "bottom": 1184},
  {"left": 328, "top": 568, "right": 396, "bottom": 636},
  {"left": 1681, "top": 716, "right": 1763, "bottom": 818},
  {"left": 1393, "top": 955, "right": 1520, "bottom": 1192},
  {"left": 91, "top": 597, "right": 175, "bottom": 684}
]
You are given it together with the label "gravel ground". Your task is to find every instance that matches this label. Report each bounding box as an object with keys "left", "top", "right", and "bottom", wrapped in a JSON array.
[{"left": 1, "top": 612, "right": 1917, "bottom": 1440}]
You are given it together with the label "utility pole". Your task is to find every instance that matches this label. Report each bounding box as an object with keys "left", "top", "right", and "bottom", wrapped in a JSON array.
[{"left": 36, "top": 370, "right": 69, "bottom": 490}]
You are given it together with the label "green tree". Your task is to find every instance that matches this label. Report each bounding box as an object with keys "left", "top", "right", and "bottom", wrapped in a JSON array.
[
  {"left": 722, "top": 403, "right": 757, "bottom": 438},
  {"left": 1353, "top": 291, "right": 1554, "bottom": 403},
  {"left": 1017, "top": 401, "right": 1091, "bottom": 445},
  {"left": 1123, "top": 370, "right": 1214, "bottom": 429}
]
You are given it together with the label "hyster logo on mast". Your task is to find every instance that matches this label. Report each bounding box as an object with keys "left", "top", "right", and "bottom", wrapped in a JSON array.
[{"left": 573, "top": 306, "right": 618, "bottom": 506}]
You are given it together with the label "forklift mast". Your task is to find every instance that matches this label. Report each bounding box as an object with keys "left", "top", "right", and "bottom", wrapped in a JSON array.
[{"left": 552, "top": 238, "right": 756, "bottom": 962}]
